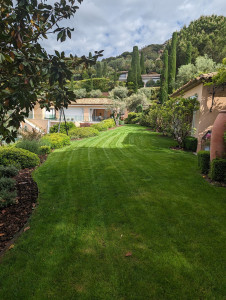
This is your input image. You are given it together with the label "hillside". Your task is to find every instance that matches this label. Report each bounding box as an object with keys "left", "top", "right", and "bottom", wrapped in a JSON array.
[{"left": 101, "top": 15, "right": 226, "bottom": 76}]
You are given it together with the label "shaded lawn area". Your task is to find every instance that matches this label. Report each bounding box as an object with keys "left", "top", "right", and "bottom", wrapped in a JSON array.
[{"left": 0, "top": 125, "right": 225, "bottom": 299}]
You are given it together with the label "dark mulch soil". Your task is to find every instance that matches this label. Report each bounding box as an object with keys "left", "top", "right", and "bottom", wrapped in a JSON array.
[{"left": 0, "top": 155, "right": 47, "bottom": 254}]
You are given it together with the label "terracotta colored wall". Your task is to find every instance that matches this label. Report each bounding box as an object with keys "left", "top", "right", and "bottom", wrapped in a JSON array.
[{"left": 182, "top": 84, "right": 226, "bottom": 151}]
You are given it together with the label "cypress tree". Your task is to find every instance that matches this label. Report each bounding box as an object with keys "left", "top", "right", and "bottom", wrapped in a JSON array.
[
  {"left": 102, "top": 61, "right": 107, "bottom": 77},
  {"left": 168, "top": 32, "right": 177, "bottom": 94},
  {"left": 140, "top": 51, "right": 145, "bottom": 74},
  {"left": 160, "top": 49, "right": 168, "bottom": 103},
  {"left": 88, "top": 52, "right": 92, "bottom": 59},
  {"left": 96, "top": 62, "right": 102, "bottom": 78},
  {"left": 185, "top": 41, "right": 192, "bottom": 64}
]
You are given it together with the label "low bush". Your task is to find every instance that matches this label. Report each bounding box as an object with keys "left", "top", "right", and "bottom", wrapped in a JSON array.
[
  {"left": 0, "top": 148, "right": 40, "bottom": 169},
  {"left": 197, "top": 151, "right": 210, "bottom": 174},
  {"left": 0, "top": 189, "right": 17, "bottom": 208},
  {"left": 50, "top": 122, "right": 76, "bottom": 134},
  {"left": 184, "top": 136, "right": 198, "bottom": 152},
  {"left": 89, "top": 89, "right": 103, "bottom": 98},
  {"left": 210, "top": 159, "right": 226, "bottom": 182},
  {"left": 102, "top": 118, "right": 116, "bottom": 128},
  {"left": 0, "top": 165, "right": 18, "bottom": 177},
  {"left": 0, "top": 177, "right": 16, "bottom": 190},
  {"left": 20, "top": 128, "right": 43, "bottom": 141},
  {"left": 15, "top": 138, "right": 51, "bottom": 155},
  {"left": 39, "top": 145, "right": 51, "bottom": 155},
  {"left": 91, "top": 122, "right": 109, "bottom": 131},
  {"left": 125, "top": 112, "right": 142, "bottom": 124},
  {"left": 42, "top": 133, "right": 70, "bottom": 149},
  {"left": 74, "top": 88, "right": 87, "bottom": 99},
  {"left": 69, "top": 127, "right": 99, "bottom": 139}
]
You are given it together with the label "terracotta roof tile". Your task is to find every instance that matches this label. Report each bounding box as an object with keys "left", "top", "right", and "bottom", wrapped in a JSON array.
[{"left": 70, "top": 98, "right": 112, "bottom": 106}]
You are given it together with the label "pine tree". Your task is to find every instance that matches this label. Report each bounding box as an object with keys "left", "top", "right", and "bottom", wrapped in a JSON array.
[
  {"left": 140, "top": 51, "right": 145, "bottom": 74},
  {"left": 168, "top": 32, "right": 177, "bottom": 94},
  {"left": 160, "top": 49, "right": 168, "bottom": 103},
  {"left": 185, "top": 41, "right": 192, "bottom": 64},
  {"left": 96, "top": 62, "right": 102, "bottom": 78}
]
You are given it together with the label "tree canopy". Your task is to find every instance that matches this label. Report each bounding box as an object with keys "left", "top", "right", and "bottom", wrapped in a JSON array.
[{"left": 0, "top": 0, "right": 103, "bottom": 142}]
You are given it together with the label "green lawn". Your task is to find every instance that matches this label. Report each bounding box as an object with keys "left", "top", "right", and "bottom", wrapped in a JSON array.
[{"left": 0, "top": 125, "right": 225, "bottom": 299}]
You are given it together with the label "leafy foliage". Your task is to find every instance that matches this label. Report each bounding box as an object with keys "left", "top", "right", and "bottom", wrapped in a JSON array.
[
  {"left": 126, "top": 93, "right": 148, "bottom": 112},
  {"left": 41, "top": 133, "right": 70, "bottom": 149},
  {"left": 89, "top": 89, "right": 103, "bottom": 98},
  {"left": 176, "top": 15, "right": 226, "bottom": 68},
  {"left": 69, "top": 127, "right": 99, "bottom": 139},
  {"left": 0, "top": 0, "right": 103, "bottom": 142},
  {"left": 0, "top": 165, "right": 19, "bottom": 178},
  {"left": 50, "top": 122, "right": 76, "bottom": 134},
  {"left": 15, "top": 138, "right": 50, "bottom": 155},
  {"left": 0, "top": 147, "right": 40, "bottom": 169},
  {"left": 125, "top": 112, "right": 142, "bottom": 124},
  {"left": 91, "top": 123, "right": 109, "bottom": 131},
  {"left": 39, "top": 145, "right": 51, "bottom": 155},
  {"left": 208, "top": 58, "right": 226, "bottom": 86},
  {"left": 74, "top": 88, "right": 87, "bottom": 99}
]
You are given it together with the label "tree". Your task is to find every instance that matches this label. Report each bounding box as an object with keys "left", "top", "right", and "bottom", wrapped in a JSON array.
[
  {"left": 108, "top": 87, "right": 128, "bottom": 120},
  {"left": 126, "top": 93, "right": 148, "bottom": 112},
  {"left": 185, "top": 41, "right": 192, "bottom": 64},
  {"left": 207, "top": 57, "right": 226, "bottom": 86},
  {"left": 175, "top": 54, "right": 220, "bottom": 88},
  {"left": 159, "top": 49, "right": 168, "bottom": 103},
  {"left": 0, "top": 0, "right": 103, "bottom": 142},
  {"left": 140, "top": 52, "right": 145, "bottom": 74},
  {"left": 96, "top": 62, "right": 103, "bottom": 77},
  {"left": 168, "top": 32, "right": 177, "bottom": 94},
  {"left": 127, "top": 46, "right": 143, "bottom": 91},
  {"left": 102, "top": 62, "right": 107, "bottom": 77}
]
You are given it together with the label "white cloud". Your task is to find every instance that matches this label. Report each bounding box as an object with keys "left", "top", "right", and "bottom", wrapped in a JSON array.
[{"left": 40, "top": 0, "right": 226, "bottom": 58}]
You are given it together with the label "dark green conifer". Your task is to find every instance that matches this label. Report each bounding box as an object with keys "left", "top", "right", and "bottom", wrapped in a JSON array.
[
  {"left": 168, "top": 32, "right": 177, "bottom": 94},
  {"left": 160, "top": 49, "right": 168, "bottom": 103},
  {"left": 140, "top": 51, "right": 145, "bottom": 74},
  {"left": 185, "top": 41, "right": 192, "bottom": 64}
]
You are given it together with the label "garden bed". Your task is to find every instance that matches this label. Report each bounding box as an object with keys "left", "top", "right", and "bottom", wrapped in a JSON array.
[{"left": 0, "top": 155, "right": 48, "bottom": 255}]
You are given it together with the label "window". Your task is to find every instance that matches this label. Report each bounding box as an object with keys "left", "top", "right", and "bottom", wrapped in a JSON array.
[{"left": 45, "top": 108, "right": 56, "bottom": 119}]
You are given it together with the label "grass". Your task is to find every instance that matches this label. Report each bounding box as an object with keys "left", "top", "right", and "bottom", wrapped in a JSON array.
[{"left": 0, "top": 125, "right": 225, "bottom": 299}]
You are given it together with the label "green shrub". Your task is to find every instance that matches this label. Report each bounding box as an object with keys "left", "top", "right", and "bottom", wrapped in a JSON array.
[
  {"left": 119, "top": 120, "right": 125, "bottom": 125},
  {"left": 210, "top": 159, "right": 226, "bottom": 182},
  {"left": 89, "top": 89, "right": 103, "bottom": 98},
  {"left": 125, "top": 112, "right": 142, "bottom": 124},
  {"left": 39, "top": 145, "right": 51, "bottom": 155},
  {"left": 0, "top": 148, "right": 40, "bottom": 169},
  {"left": 102, "top": 119, "right": 116, "bottom": 128},
  {"left": 91, "top": 122, "right": 109, "bottom": 131},
  {"left": 74, "top": 78, "right": 113, "bottom": 92},
  {"left": 50, "top": 122, "right": 76, "bottom": 134},
  {"left": 41, "top": 133, "right": 70, "bottom": 149},
  {"left": 0, "top": 165, "right": 18, "bottom": 177},
  {"left": 197, "top": 151, "right": 210, "bottom": 174},
  {"left": 69, "top": 127, "right": 99, "bottom": 139},
  {"left": 15, "top": 138, "right": 51, "bottom": 155},
  {"left": 184, "top": 136, "right": 198, "bottom": 152},
  {"left": 0, "top": 177, "right": 16, "bottom": 190},
  {"left": 0, "top": 189, "right": 17, "bottom": 208},
  {"left": 74, "top": 88, "right": 87, "bottom": 99}
]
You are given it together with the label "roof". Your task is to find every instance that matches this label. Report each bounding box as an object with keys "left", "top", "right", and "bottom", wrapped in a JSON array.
[
  {"left": 70, "top": 98, "right": 112, "bottom": 106},
  {"left": 141, "top": 73, "right": 160, "bottom": 78},
  {"left": 171, "top": 72, "right": 217, "bottom": 97}
]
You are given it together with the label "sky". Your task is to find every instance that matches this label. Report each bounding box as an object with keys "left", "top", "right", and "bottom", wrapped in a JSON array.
[{"left": 40, "top": 0, "right": 226, "bottom": 59}]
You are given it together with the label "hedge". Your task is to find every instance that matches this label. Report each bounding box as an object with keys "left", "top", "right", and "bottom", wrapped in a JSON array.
[
  {"left": 0, "top": 147, "right": 40, "bottom": 169},
  {"left": 125, "top": 112, "right": 142, "bottom": 124},
  {"left": 42, "top": 133, "right": 71, "bottom": 149},
  {"left": 210, "top": 158, "right": 226, "bottom": 182},
  {"left": 74, "top": 78, "right": 115, "bottom": 92},
  {"left": 69, "top": 127, "right": 99, "bottom": 139},
  {"left": 197, "top": 151, "right": 210, "bottom": 174},
  {"left": 184, "top": 136, "right": 198, "bottom": 152}
]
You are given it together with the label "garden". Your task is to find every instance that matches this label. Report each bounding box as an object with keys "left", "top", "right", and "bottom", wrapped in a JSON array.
[{"left": 0, "top": 118, "right": 116, "bottom": 253}]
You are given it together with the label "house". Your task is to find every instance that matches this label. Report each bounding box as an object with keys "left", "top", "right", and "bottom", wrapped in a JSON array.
[
  {"left": 21, "top": 98, "right": 114, "bottom": 133},
  {"left": 118, "top": 71, "right": 160, "bottom": 87},
  {"left": 171, "top": 73, "right": 226, "bottom": 152}
]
